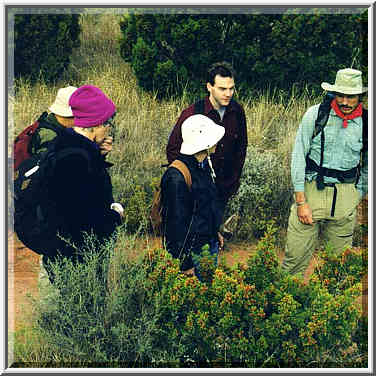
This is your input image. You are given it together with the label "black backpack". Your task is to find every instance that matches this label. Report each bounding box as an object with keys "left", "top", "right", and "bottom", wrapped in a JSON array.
[{"left": 12, "top": 118, "right": 90, "bottom": 256}]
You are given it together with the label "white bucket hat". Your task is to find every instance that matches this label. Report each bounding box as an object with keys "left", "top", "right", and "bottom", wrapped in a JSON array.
[
  {"left": 321, "top": 68, "right": 367, "bottom": 95},
  {"left": 180, "top": 114, "right": 225, "bottom": 155},
  {"left": 48, "top": 85, "right": 77, "bottom": 117}
]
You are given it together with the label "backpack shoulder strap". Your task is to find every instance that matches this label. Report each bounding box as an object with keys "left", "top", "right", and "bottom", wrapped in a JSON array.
[
  {"left": 312, "top": 92, "right": 335, "bottom": 140},
  {"left": 37, "top": 113, "right": 65, "bottom": 135},
  {"left": 194, "top": 99, "right": 206, "bottom": 115},
  {"left": 37, "top": 111, "right": 49, "bottom": 122},
  {"left": 169, "top": 160, "right": 192, "bottom": 190}
]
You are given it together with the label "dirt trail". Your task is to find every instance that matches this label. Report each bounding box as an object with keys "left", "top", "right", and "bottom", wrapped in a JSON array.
[
  {"left": 9, "top": 198, "right": 368, "bottom": 332},
  {"left": 8, "top": 231, "right": 41, "bottom": 333}
]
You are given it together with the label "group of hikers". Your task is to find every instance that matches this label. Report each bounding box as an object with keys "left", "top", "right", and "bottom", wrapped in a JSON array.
[{"left": 13, "top": 61, "right": 368, "bottom": 285}]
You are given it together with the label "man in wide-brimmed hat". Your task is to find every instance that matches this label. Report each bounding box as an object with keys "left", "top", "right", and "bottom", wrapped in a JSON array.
[{"left": 282, "top": 68, "right": 368, "bottom": 276}]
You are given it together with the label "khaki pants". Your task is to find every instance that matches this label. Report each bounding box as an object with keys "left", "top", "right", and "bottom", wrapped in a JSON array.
[{"left": 282, "top": 181, "right": 361, "bottom": 276}]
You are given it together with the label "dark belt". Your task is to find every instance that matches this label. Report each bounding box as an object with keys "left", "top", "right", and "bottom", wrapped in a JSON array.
[{"left": 306, "top": 157, "right": 358, "bottom": 188}]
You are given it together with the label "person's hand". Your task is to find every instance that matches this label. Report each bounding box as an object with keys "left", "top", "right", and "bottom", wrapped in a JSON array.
[
  {"left": 297, "top": 203, "right": 314, "bottom": 225},
  {"left": 100, "top": 136, "right": 113, "bottom": 156}
]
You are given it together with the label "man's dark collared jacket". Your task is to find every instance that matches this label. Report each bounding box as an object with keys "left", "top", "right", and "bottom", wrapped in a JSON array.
[{"left": 166, "top": 96, "right": 248, "bottom": 202}]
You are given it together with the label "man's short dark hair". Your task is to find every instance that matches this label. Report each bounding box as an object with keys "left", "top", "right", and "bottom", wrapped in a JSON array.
[{"left": 207, "top": 61, "right": 235, "bottom": 86}]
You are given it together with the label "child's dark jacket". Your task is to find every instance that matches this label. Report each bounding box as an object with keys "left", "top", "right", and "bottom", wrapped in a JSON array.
[{"left": 161, "top": 154, "right": 222, "bottom": 269}]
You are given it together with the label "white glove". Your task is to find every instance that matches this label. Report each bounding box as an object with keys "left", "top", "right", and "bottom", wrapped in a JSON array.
[{"left": 111, "top": 203, "right": 124, "bottom": 217}]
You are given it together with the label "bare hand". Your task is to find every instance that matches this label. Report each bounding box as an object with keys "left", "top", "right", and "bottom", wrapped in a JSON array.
[
  {"left": 100, "top": 136, "right": 113, "bottom": 155},
  {"left": 297, "top": 203, "right": 314, "bottom": 225}
]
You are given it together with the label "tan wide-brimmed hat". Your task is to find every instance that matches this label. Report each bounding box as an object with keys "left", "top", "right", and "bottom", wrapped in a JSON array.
[
  {"left": 49, "top": 86, "right": 77, "bottom": 117},
  {"left": 321, "top": 68, "right": 367, "bottom": 95}
]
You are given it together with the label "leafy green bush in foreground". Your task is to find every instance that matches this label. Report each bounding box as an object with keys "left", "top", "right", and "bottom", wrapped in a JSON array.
[{"left": 14, "top": 227, "right": 367, "bottom": 368}]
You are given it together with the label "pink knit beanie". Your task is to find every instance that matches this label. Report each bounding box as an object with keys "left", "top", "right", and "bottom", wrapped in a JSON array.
[{"left": 69, "top": 85, "right": 116, "bottom": 127}]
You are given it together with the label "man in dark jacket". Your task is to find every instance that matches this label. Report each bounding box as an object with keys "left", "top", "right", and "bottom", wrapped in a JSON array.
[
  {"left": 42, "top": 85, "right": 123, "bottom": 283},
  {"left": 166, "top": 62, "right": 248, "bottom": 231},
  {"left": 162, "top": 114, "right": 225, "bottom": 279}
]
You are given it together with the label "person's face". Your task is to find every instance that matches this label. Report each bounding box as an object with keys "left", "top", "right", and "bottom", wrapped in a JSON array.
[
  {"left": 93, "top": 124, "right": 110, "bottom": 145},
  {"left": 208, "top": 144, "right": 217, "bottom": 154},
  {"left": 335, "top": 93, "right": 360, "bottom": 115},
  {"left": 207, "top": 75, "right": 235, "bottom": 109}
]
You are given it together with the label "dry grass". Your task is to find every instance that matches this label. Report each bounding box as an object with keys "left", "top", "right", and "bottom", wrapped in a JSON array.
[{"left": 10, "top": 12, "right": 322, "bottom": 204}]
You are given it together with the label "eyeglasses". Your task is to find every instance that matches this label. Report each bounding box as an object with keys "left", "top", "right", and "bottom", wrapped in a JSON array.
[
  {"left": 103, "top": 113, "right": 117, "bottom": 140},
  {"left": 103, "top": 112, "right": 117, "bottom": 128},
  {"left": 104, "top": 119, "right": 116, "bottom": 128}
]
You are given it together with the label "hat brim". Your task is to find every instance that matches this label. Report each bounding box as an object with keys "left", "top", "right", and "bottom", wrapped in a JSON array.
[
  {"left": 180, "top": 126, "right": 225, "bottom": 155},
  {"left": 321, "top": 82, "right": 368, "bottom": 95},
  {"left": 48, "top": 104, "right": 73, "bottom": 117}
]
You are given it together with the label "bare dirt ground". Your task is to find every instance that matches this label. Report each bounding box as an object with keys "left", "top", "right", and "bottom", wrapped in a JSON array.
[
  {"left": 8, "top": 230, "right": 40, "bottom": 334},
  {"left": 8, "top": 198, "right": 368, "bottom": 335}
]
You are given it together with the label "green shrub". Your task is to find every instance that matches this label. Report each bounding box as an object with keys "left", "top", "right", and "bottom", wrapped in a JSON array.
[
  {"left": 259, "top": 10, "right": 367, "bottom": 91},
  {"left": 313, "top": 245, "right": 367, "bottom": 296},
  {"left": 14, "top": 12, "right": 81, "bottom": 83},
  {"left": 143, "top": 225, "right": 364, "bottom": 367},
  {"left": 350, "top": 316, "right": 368, "bottom": 367},
  {"left": 118, "top": 11, "right": 367, "bottom": 99},
  {"left": 227, "top": 146, "right": 293, "bottom": 240},
  {"left": 122, "top": 184, "right": 150, "bottom": 234},
  {"left": 26, "top": 227, "right": 366, "bottom": 368}
]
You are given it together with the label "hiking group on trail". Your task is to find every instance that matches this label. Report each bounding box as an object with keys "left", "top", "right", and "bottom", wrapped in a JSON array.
[{"left": 12, "top": 63, "right": 368, "bottom": 285}]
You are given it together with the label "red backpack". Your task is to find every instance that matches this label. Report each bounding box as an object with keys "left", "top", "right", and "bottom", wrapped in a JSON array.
[
  {"left": 11, "top": 112, "right": 90, "bottom": 256},
  {"left": 12, "top": 112, "right": 62, "bottom": 170}
]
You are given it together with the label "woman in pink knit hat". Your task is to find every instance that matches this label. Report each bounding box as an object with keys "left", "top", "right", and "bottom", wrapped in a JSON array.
[{"left": 41, "top": 85, "right": 123, "bottom": 285}]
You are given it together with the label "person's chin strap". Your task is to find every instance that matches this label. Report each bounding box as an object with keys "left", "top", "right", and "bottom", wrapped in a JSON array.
[{"left": 207, "top": 150, "right": 216, "bottom": 183}]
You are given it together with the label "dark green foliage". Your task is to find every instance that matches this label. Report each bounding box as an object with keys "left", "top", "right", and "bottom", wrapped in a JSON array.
[
  {"left": 227, "top": 146, "right": 293, "bottom": 240},
  {"left": 265, "top": 11, "right": 368, "bottom": 91},
  {"left": 14, "top": 13, "right": 81, "bottom": 83},
  {"left": 119, "top": 10, "right": 367, "bottom": 99}
]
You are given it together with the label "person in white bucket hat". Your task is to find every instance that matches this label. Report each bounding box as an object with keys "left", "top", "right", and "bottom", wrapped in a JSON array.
[
  {"left": 49, "top": 85, "right": 77, "bottom": 117},
  {"left": 161, "top": 114, "right": 225, "bottom": 280},
  {"left": 26, "top": 85, "right": 79, "bottom": 159},
  {"left": 282, "top": 68, "right": 368, "bottom": 277}
]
